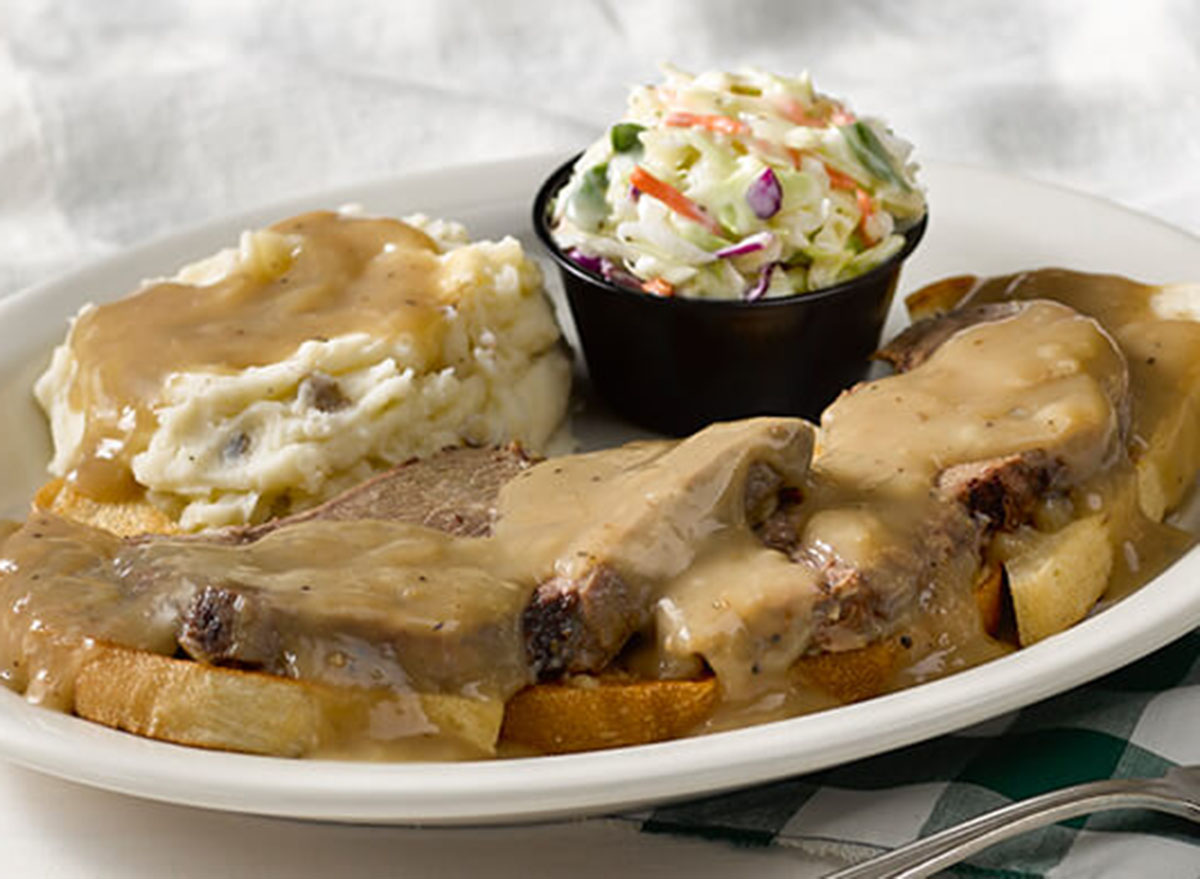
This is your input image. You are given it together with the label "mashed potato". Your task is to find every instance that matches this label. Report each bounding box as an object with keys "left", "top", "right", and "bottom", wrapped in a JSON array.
[{"left": 36, "top": 210, "right": 571, "bottom": 531}]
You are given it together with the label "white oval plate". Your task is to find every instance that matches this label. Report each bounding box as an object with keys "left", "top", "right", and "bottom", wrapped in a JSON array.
[{"left": 0, "top": 156, "right": 1197, "bottom": 825}]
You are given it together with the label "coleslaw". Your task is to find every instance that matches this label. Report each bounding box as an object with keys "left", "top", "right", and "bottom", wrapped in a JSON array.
[{"left": 549, "top": 66, "right": 926, "bottom": 301}]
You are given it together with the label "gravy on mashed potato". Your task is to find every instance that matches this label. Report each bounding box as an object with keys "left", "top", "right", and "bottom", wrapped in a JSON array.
[{"left": 35, "top": 211, "right": 571, "bottom": 531}]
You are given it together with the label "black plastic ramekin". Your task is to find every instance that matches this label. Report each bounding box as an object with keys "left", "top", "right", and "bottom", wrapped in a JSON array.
[{"left": 533, "top": 156, "right": 928, "bottom": 436}]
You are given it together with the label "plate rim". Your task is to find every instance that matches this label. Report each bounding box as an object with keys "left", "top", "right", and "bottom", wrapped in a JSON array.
[{"left": 0, "top": 154, "right": 1197, "bottom": 824}]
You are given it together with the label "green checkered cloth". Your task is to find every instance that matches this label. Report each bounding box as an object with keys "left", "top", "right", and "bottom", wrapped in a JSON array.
[{"left": 623, "top": 630, "right": 1200, "bottom": 877}]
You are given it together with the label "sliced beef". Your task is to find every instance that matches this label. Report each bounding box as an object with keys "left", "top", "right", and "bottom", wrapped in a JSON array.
[
  {"left": 520, "top": 418, "right": 815, "bottom": 679},
  {"left": 754, "top": 489, "right": 806, "bottom": 555},
  {"left": 744, "top": 307, "right": 1106, "bottom": 668},
  {"left": 743, "top": 459, "right": 788, "bottom": 524},
  {"left": 876, "top": 301, "right": 1024, "bottom": 373},
  {"left": 523, "top": 456, "right": 801, "bottom": 682},
  {"left": 936, "top": 451, "right": 1064, "bottom": 531},
  {"left": 522, "top": 565, "right": 637, "bottom": 678},
  {"left": 228, "top": 444, "right": 532, "bottom": 542},
  {"left": 790, "top": 496, "right": 981, "bottom": 657},
  {"left": 171, "top": 445, "right": 536, "bottom": 689},
  {"left": 806, "top": 558, "right": 886, "bottom": 654},
  {"left": 178, "top": 584, "right": 281, "bottom": 669},
  {"left": 179, "top": 585, "right": 237, "bottom": 663},
  {"left": 172, "top": 566, "right": 530, "bottom": 695},
  {"left": 175, "top": 421, "right": 818, "bottom": 685},
  {"left": 877, "top": 301, "right": 1124, "bottom": 532}
]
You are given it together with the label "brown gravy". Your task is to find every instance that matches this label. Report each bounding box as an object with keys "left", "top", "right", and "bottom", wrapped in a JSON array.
[
  {"left": 2, "top": 269, "right": 1198, "bottom": 758},
  {"left": 50, "top": 212, "right": 451, "bottom": 503},
  {"left": 955, "top": 269, "right": 1200, "bottom": 523}
]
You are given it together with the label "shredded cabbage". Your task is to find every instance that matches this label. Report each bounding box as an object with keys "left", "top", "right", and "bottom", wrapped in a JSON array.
[{"left": 549, "top": 65, "right": 926, "bottom": 301}]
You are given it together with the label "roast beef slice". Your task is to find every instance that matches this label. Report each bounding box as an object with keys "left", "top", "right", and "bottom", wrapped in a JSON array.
[
  {"left": 177, "top": 422, "right": 818, "bottom": 684},
  {"left": 936, "top": 451, "right": 1065, "bottom": 531},
  {"left": 876, "top": 301, "right": 1024, "bottom": 373},
  {"left": 228, "top": 444, "right": 532, "bottom": 542},
  {"left": 523, "top": 418, "right": 817, "bottom": 679}
]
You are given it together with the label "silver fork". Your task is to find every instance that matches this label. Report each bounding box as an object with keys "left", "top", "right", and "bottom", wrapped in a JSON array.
[{"left": 824, "top": 765, "right": 1200, "bottom": 878}]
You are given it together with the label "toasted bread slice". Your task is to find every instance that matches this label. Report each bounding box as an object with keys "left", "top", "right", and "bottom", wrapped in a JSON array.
[
  {"left": 1124, "top": 286, "right": 1200, "bottom": 521},
  {"left": 903, "top": 274, "right": 975, "bottom": 321},
  {"left": 994, "top": 515, "right": 1114, "bottom": 646},
  {"left": 791, "top": 639, "right": 903, "bottom": 704},
  {"left": 75, "top": 644, "right": 326, "bottom": 756},
  {"left": 973, "top": 562, "right": 1007, "bottom": 638},
  {"left": 74, "top": 643, "right": 503, "bottom": 758},
  {"left": 499, "top": 676, "right": 719, "bottom": 754},
  {"left": 34, "top": 479, "right": 179, "bottom": 537},
  {"left": 74, "top": 643, "right": 721, "bottom": 758}
]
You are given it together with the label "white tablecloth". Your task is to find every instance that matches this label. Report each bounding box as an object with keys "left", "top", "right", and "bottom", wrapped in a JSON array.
[{"left": 2, "top": 2, "right": 1198, "bottom": 876}]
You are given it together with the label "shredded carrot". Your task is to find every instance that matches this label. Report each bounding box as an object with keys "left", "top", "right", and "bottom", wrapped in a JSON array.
[
  {"left": 664, "top": 111, "right": 749, "bottom": 136},
  {"left": 824, "top": 164, "right": 859, "bottom": 191},
  {"left": 629, "top": 166, "right": 725, "bottom": 238},
  {"left": 777, "top": 97, "right": 855, "bottom": 127},
  {"left": 855, "top": 187, "right": 874, "bottom": 216},
  {"left": 786, "top": 152, "right": 861, "bottom": 191},
  {"left": 776, "top": 97, "right": 826, "bottom": 127},
  {"left": 855, "top": 187, "right": 878, "bottom": 245},
  {"left": 642, "top": 277, "right": 675, "bottom": 297}
]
